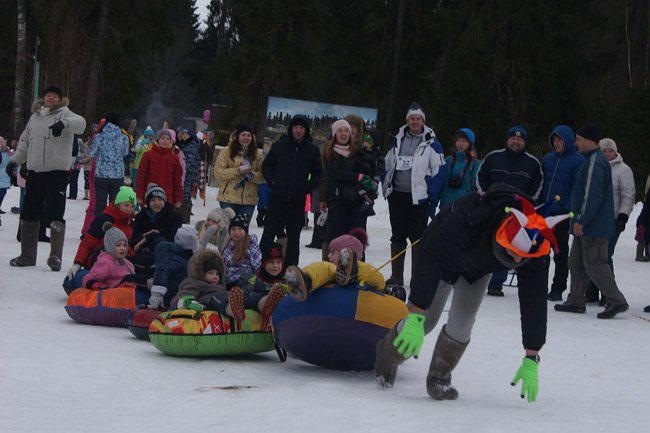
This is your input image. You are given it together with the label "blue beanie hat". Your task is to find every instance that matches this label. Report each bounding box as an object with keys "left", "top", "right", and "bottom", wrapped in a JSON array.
[
  {"left": 455, "top": 128, "right": 476, "bottom": 145},
  {"left": 506, "top": 125, "right": 527, "bottom": 143}
]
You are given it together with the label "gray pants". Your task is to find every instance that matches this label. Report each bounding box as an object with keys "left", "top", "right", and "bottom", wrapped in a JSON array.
[
  {"left": 417, "top": 274, "right": 491, "bottom": 344},
  {"left": 567, "top": 236, "right": 626, "bottom": 308}
]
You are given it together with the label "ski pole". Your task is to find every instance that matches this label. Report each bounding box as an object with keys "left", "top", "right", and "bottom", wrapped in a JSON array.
[{"left": 376, "top": 239, "right": 420, "bottom": 271}]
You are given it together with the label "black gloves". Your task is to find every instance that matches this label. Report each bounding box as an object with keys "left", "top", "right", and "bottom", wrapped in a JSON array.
[
  {"left": 615, "top": 213, "right": 628, "bottom": 232},
  {"left": 5, "top": 161, "right": 17, "bottom": 179},
  {"left": 49, "top": 120, "right": 65, "bottom": 137},
  {"left": 19, "top": 164, "right": 28, "bottom": 179}
]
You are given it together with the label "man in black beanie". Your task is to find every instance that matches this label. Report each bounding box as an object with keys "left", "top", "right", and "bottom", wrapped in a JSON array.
[{"left": 555, "top": 125, "right": 629, "bottom": 319}]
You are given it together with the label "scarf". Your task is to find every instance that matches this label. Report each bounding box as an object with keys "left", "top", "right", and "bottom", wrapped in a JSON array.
[{"left": 333, "top": 144, "right": 350, "bottom": 157}]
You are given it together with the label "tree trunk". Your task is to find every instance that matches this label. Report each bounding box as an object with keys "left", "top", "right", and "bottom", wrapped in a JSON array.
[
  {"left": 12, "top": 0, "right": 27, "bottom": 137},
  {"left": 83, "top": 1, "right": 110, "bottom": 121}
]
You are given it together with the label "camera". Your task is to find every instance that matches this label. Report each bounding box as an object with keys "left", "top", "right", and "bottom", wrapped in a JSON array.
[{"left": 447, "top": 176, "right": 462, "bottom": 189}]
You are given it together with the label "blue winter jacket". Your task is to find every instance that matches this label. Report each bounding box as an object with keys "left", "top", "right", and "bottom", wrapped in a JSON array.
[
  {"left": 570, "top": 147, "right": 615, "bottom": 238},
  {"left": 90, "top": 123, "right": 130, "bottom": 179},
  {"left": 0, "top": 150, "right": 12, "bottom": 188},
  {"left": 438, "top": 150, "right": 481, "bottom": 209},
  {"left": 540, "top": 125, "right": 583, "bottom": 213}
]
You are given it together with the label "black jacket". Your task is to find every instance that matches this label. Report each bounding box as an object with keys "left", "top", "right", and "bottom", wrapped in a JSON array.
[
  {"left": 131, "top": 204, "right": 183, "bottom": 251},
  {"left": 263, "top": 125, "right": 322, "bottom": 203},
  {"left": 477, "top": 148, "right": 543, "bottom": 201},
  {"left": 409, "top": 184, "right": 549, "bottom": 351}
]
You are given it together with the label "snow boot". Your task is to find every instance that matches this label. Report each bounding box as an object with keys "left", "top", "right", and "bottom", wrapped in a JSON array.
[
  {"left": 335, "top": 247, "right": 358, "bottom": 286},
  {"left": 47, "top": 220, "right": 65, "bottom": 271},
  {"left": 385, "top": 243, "right": 406, "bottom": 286},
  {"left": 260, "top": 284, "right": 286, "bottom": 330},
  {"left": 636, "top": 243, "right": 649, "bottom": 262},
  {"left": 10, "top": 220, "right": 40, "bottom": 267},
  {"left": 227, "top": 286, "right": 246, "bottom": 322},
  {"left": 426, "top": 326, "right": 469, "bottom": 400},
  {"left": 375, "top": 324, "right": 408, "bottom": 389},
  {"left": 83, "top": 189, "right": 89, "bottom": 200},
  {"left": 283, "top": 266, "right": 311, "bottom": 301},
  {"left": 276, "top": 237, "right": 288, "bottom": 258}
]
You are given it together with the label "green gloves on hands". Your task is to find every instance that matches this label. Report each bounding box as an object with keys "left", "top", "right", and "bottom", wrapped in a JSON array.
[
  {"left": 511, "top": 357, "right": 539, "bottom": 403},
  {"left": 392, "top": 313, "right": 425, "bottom": 358},
  {"left": 179, "top": 295, "right": 205, "bottom": 312}
]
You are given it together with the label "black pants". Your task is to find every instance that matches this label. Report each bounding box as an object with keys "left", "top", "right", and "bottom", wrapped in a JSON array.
[
  {"left": 388, "top": 191, "right": 429, "bottom": 248},
  {"left": 260, "top": 197, "right": 305, "bottom": 266},
  {"left": 21, "top": 170, "right": 69, "bottom": 223},
  {"left": 94, "top": 177, "right": 124, "bottom": 216},
  {"left": 325, "top": 200, "right": 364, "bottom": 242},
  {"left": 550, "top": 218, "right": 570, "bottom": 293},
  {"left": 68, "top": 169, "right": 80, "bottom": 198}
]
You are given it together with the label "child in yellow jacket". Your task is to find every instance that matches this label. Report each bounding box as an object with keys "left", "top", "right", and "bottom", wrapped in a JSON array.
[{"left": 284, "top": 229, "right": 384, "bottom": 301}]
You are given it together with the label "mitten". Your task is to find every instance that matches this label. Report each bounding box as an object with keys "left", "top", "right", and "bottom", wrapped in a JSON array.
[
  {"left": 66, "top": 263, "right": 82, "bottom": 279},
  {"left": 178, "top": 295, "right": 204, "bottom": 312},
  {"left": 317, "top": 211, "right": 328, "bottom": 227},
  {"left": 615, "top": 213, "right": 628, "bottom": 232},
  {"left": 49, "top": 120, "right": 65, "bottom": 137},
  {"left": 357, "top": 174, "right": 374, "bottom": 192},
  {"left": 148, "top": 285, "right": 168, "bottom": 309},
  {"left": 511, "top": 357, "right": 539, "bottom": 403},
  {"left": 392, "top": 313, "right": 426, "bottom": 358},
  {"left": 199, "top": 224, "right": 218, "bottom": 247},
  {"left": 5, "top": 161, "right": 17, "bottom": 178}
]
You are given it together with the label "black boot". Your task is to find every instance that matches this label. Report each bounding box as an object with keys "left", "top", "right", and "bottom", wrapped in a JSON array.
[
  {"left": 596, "top": 302, "right": 629, "bottom": 319},
  {"left": 554, "top": 301, "right": 586, "bottom": 313},
  {"left": 385, "top": 243, "right": 406, "bottom": 286}
]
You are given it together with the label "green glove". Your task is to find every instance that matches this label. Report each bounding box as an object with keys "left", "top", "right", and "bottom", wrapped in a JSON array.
[
  {"left": 179, "top": 295, "right": 205, "bottom": 312},
  {"left": 392, "top": 313, "right": 426, "bottom": 358},
  {"left": 511, "top": 357, "right": 539, "bottom": 403},
  {"left": 357, "top": 174, "right": 374, "bottom": 192}
]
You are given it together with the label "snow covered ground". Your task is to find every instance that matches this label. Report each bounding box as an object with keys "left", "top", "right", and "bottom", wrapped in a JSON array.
[{"left": 1, "top": 182, "right": 648, "bottom": 433}]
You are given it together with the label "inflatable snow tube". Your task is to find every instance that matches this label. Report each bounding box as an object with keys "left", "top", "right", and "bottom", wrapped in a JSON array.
[
  {"left": 126, "top": 307, "right": 164, "bottom": 340},
  {"left": 148, "top": 309, "right": 274, "bottom": 357},
  {"left": 65, "top": 287, "right": 137, "bottom": 327},
  {"left": 272, "top": 286, "right": 409, "bottom": 371}
]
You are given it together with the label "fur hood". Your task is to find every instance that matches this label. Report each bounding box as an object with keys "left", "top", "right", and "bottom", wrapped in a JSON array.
[
  {"left": 187, "top": 248, "right": 225, "bottom": 280},
  {"left": 31, "top": 97, "right": 70, "bottom": 114}
]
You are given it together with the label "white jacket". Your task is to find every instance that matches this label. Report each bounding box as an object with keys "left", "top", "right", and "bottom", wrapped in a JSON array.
[
  {"left": 12, "top": 98, "right": 86, "bottom": 172},
  {"left": 383, "top": 125, "right": 445, "bottom": 205},
  {"left": 609, "top": 153, "right": 635, "bottom": 217}
]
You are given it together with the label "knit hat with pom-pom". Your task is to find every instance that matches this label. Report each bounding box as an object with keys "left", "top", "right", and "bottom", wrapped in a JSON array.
[{"left": 329, "top": 228, "right": 368, "bottom": 259}]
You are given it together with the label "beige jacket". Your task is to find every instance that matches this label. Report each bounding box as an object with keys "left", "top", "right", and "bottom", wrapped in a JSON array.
[{"left": 214, "top": 147, "right": 264, "bottom": 205}]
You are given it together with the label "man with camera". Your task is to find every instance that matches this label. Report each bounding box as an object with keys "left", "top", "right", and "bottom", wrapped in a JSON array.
[{"left": 476, "top": 125, "right": 544, "bottom": 296}]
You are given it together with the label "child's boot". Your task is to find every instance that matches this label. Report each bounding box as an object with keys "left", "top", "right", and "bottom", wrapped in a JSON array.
[
  {"left": 260, "top": 284, "right": 286, "bottom": 330},
  {"left": 335, "top": 247, "right": 358, "bottom": 286},
  {"left": 283, "top": 266, "right": 311, "bottom": 301},
  {"left": 228, "top": 286, "right": 246, "bottom": 322}
]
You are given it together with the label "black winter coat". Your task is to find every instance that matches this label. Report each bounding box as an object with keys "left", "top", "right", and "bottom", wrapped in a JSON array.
[
  {"left": 262, "top": 135, "right": 322, "bottom": 203},
  {"left": 477, "top": 148, "right": 543, "bottom": 201},
  {"left": 131, "top": 204, "right": 183, "bottom": 252},
  {"left": 409, "top": 184, "right": 550, "bottom": 351},
  {"left": 324, "top": 153, "right": 362, "bottom": 204}
]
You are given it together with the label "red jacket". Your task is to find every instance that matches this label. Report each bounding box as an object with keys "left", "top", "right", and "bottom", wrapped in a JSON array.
[
  {"left": 74, "top": 204, "right": 134, "bottom": 269},
  {"left": 136, "top": 145, "right": 183, "bottom": 204}
]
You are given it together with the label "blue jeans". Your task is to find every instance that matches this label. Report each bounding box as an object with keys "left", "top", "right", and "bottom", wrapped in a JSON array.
[{"left": 220, "top": 202, "right": 255, "bottom": 223}]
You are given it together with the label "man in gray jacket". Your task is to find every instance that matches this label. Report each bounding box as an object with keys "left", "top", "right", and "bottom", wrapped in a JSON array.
[{"left": 9, "top": 85, "right": 86, "bottom": 270}]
